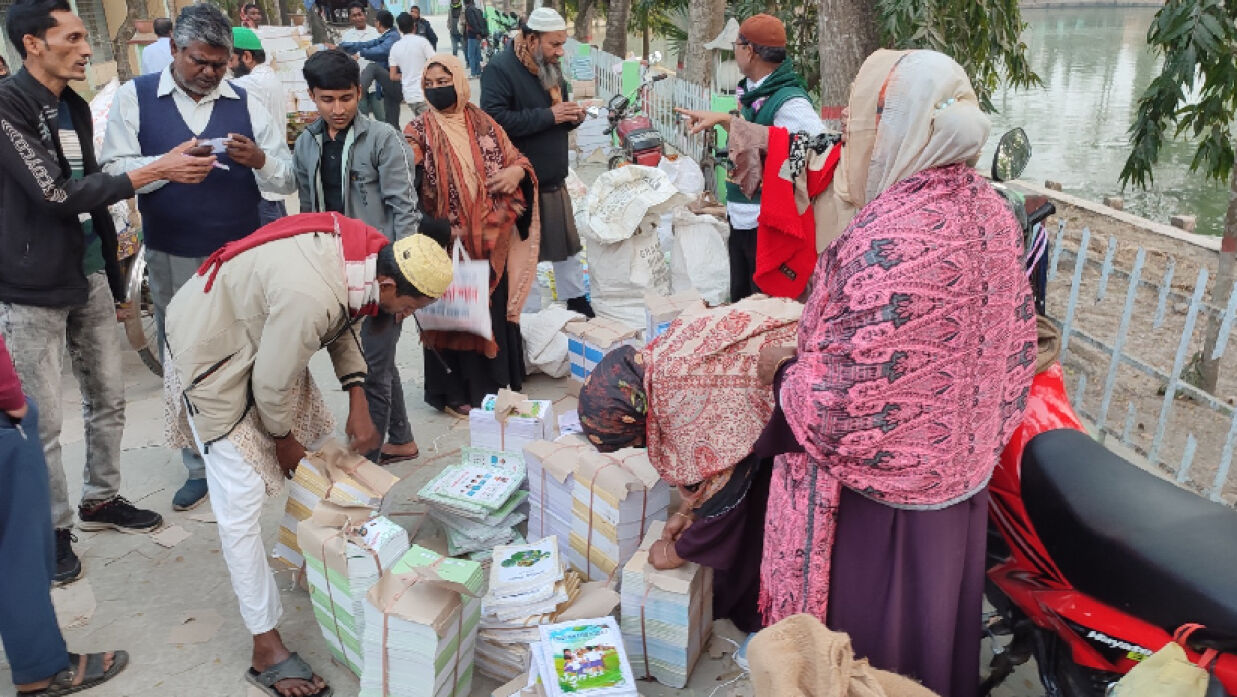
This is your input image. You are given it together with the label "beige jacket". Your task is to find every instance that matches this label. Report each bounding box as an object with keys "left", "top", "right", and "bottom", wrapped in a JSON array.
[{"left": 165, "top": 234, "right": 368, "bottom": 444}]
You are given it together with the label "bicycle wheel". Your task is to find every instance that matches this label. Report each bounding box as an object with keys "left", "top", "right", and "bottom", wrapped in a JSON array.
[{"left": 122, "top": 245, "right": 162, "bottom": 376}]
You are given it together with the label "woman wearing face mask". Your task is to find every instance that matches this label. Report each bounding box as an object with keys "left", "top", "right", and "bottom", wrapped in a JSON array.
[{"left": 403, "top": 54, "right": 541, "bottom": 415}]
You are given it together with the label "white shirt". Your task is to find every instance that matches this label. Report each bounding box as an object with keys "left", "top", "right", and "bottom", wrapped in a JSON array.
[
  {"left": 388, "top": 34, "right": 435, "bottom": 104},
  {"left": 340, "top": 25, "right": 381, "bottom": 75},
  {"left": 100, "top": 67, "right": 295, "bottom": 198},
  {"left": 141, "top": 37, "right": 173, "bottom": 76},
  {"left": 230, "top": 63, "right": 289, "bottom": 201},
  {"left": 727, "top": 71, "right": 825, "bottom": 230}
]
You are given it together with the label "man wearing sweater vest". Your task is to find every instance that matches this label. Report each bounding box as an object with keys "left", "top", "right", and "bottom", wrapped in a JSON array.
[
  {"left": 100, "top": 2, "right": 295, "bottom": 513},
  {"left": 692, "top": 14, "right": 823, "bottom": 302}
]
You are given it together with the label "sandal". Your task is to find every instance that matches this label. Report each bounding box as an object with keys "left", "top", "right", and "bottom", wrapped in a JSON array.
[
  {"left": 444, "top": 404, "right": 472, "bottom": 419},
  {"left": 245, "top": 652, "right": 332, "bottom": 697},
  {"left": 19, "top": 650, "right": 129, "bottom": 696},
  {"left": 378, "top": 446, "right": 420, "bottom": 465}
]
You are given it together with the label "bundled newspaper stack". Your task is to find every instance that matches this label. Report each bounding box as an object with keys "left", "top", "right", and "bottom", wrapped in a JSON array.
[
  {"left": 619, "top": 523, "right": 713, "bottom": 687},
  {"left": 568, "top": 449, "right": 670, "bottom": 581},
  {"left": 418, "top": 448, "right": 527, "bottom": 559},
  {"left": 470, "top": 392, "right": 557, "bottom": 454},
  {"left": 530, "top": 617, "right": 638, "bottom": 697},
  {"left": 274, "top": 443, "right": 401, "bottom": 570},
  {"left": 360, "top": 546, "right": 484, "bottom": 697},
  {"left": 524, "top": 439, "right": 594, "bottom": 560},
  {"left": 297, "top": 504, "right": 412, "bottom": 675},
  {"left": 477, "top": 537, "right": 580, "bottom": 681}
]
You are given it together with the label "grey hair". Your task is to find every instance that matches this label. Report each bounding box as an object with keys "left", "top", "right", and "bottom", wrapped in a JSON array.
[{"left": 172, "top": 3, "right": 232, "bottom": 50}]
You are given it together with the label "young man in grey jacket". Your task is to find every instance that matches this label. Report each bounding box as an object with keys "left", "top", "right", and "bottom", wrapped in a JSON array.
[{"left": 293, "top": 48, "right": 423, "bottom": 465}]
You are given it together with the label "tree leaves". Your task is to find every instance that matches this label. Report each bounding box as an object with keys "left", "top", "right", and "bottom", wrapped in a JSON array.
[{"left": 1122, "top": 0, "right": 1237, "bottom": 190}]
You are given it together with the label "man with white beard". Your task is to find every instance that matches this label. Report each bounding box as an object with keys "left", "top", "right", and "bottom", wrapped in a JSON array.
[{"left": 480, "top": 7, "right": 594, "bottom": 317}]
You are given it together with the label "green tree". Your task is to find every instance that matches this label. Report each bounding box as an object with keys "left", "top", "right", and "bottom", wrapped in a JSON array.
[
  {"left": 1121, "top": 0, "right": 1237, "bottom": 394},
  {"left": 629, "top": 0, "right": 687, "bottom": 62}
]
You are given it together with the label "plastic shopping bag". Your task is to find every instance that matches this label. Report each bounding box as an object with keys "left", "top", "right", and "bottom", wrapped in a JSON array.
[{"left": 414, "top": 240, "right": 493, "bottom": 340}]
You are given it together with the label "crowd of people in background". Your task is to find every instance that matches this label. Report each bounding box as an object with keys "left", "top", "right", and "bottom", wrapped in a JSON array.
[{"left": 0, "top": 1, "right": 1038, "bottom": 696}]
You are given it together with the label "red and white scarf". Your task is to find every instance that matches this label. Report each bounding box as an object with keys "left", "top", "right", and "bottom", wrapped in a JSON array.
[{"left": 196, "top": 212, "right": 390, "bottom": 317}]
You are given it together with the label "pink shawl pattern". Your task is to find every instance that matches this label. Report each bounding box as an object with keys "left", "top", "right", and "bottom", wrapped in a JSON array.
[{"left": 760, "top": 163, "right": 1038, "bottom": 626}]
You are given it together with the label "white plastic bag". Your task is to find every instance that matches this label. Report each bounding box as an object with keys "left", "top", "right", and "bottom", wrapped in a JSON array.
[
  {"left": 671, "top": 209, "right": 731, "bottom": 305},
  {"left": 657, "top": 156, "right": 705, "bottom": 198},
  {"left": 521, "top": 306, "right": 586, "bottom": 378},
  {"left": 414, "top": 240, "right": 493, "bottom": 340}
]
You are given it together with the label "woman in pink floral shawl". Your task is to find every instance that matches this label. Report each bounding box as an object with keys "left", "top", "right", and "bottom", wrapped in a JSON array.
[{"left": 756, "top": 50, "right": 1038, "bottom": 697}]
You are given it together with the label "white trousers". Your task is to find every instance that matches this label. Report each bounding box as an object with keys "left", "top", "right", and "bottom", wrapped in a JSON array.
[
  {"left": 523, "top": 255, "right": 588, "bottom": 314},
  {"left": 187, "top": 417, "right": 282, "bottom": 635}
]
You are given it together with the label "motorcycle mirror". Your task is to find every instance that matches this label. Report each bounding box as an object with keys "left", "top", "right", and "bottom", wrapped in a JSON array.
[
  {"left": 649, "top": 51, "right": 663, "bottom": 65},
  {"left": 992, "top": 127, "right": 1031, "bottom": 183}
]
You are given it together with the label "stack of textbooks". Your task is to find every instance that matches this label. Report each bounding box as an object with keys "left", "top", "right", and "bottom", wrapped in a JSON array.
[
  {"left": 418, "top": 448, "right": 527, "bottom": 558},
  {"left": 359, "top": 546, "right": 485, "bottom": 697},
  {"left": 529, "top": 618, "right": 638, "bottom": 697},
  {"left": 619, "top": 522, "right": 713, "bottom": 687},
  {"left": 477, "top": 537, "right": 581, "bottom": 681},
  {"left": 567, "top": 449, "right": 670, "bottom": 581},
  {"left": 298, "top": 510, "right": 411, "bottom": 675},
  {"left": 524, "top": 439, "right": 592, "bottom": 560},
  {"left": 470, "top": 393, "right": 556, "bottom": 454}
]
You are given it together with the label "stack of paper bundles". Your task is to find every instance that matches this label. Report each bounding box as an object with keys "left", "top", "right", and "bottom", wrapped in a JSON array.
[
  {"left": 274, "top": 442, "right": 400, "bottom": 570},
  {"left": 297, "top": 503, "right": 411, "bottom": 675},
  {"left": 643, "top": 290, "right": 704, "bottom": 345},
  {"left": 418, "top": 450, "right": 526, "bottom": 558},
  {"left": 619, "top": 522, "right": 713, "bottom": 687},
  {"left": 565, "top": 318, "right": 642, "bottom": 382},
  {"left": 568, "top": 449, "right": 670, "bottom": 582},
  {"left": 524, "top": 440, "right": 594, "bottom": 560},
  {"left": 360, "top": 547, "right": 484, "bottom": 697},
  {"left": 470, "top": 391, "right": 557, "bottom": 454},
  {"left": 531, "top": 617, "right": 638, "bottom": 697}
]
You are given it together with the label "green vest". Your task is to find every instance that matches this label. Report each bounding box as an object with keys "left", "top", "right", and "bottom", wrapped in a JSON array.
[{"left": 725, "top": 84, "right": 812, "bottom": 208}]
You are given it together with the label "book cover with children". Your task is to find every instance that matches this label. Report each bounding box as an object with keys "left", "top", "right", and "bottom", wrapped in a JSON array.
[{"left": 539, "top": 617, "right": 634, "bottom": 696}]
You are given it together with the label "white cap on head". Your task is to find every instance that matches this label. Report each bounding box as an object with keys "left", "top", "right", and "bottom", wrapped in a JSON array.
[{"left": 526, "top": 6, "right": 567, "bottom": 31}]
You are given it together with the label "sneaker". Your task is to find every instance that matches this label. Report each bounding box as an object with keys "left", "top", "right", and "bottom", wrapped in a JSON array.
[
  {"left": 78, "top": 496, "right": 163, "bottom": 533},
  {"left": 565, "top": 296, "right": 596, "bottom": 318},
  {"left": 54, "top": 528, "right": 82, "bottom": 586},
  {"left": 172, "top": 478, "right": 209, "bottom": 512}
]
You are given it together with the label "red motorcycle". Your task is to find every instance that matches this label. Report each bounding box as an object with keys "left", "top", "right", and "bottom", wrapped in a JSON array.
[
  {"left": 588, "top": 52, "right": 667, "bottom": 170},
  {"left": 983, "top": 131, "right": 1237, "bottom": 696}
]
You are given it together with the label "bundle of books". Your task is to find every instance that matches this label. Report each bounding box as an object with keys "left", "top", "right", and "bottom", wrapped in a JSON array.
[
  {"left": 297, "top": 504, "right": 411, "bottom": 675},
  {"left": 470, "top": 392, "right": 557, "bottom": 454},
  {"left": 274, "top": 442, "right": 400, "bottom": 571},
  {"left": 418, "top": 449, "right": 527, "bottom": 558},
  {"left": 360, "top": 547, "right": 484, "bottom": 697},
  {"left": 565, "top": 318, "right": 643, "bottom": 382},
  {"left": 644, "top": 290, "right": 704, "bottom": 345},
  {"left": 619, "top": 523, "right": 714, "bottom": 688},
  {"left": 477, "top": 537, "right": 580, "bottom": 681},
  {"left": 530, "top": 617, "right": 638, "bottom": 697},
  {"left": 524, "top": 439, "right": 594, "bottom": 560},
  {"left": 568, "top": 449, "right": 670, "bottom": 582}
]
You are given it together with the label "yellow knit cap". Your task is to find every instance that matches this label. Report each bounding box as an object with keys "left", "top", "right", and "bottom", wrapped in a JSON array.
[{"left": 392, "top": 234, "right": 453, "bottom": 298}]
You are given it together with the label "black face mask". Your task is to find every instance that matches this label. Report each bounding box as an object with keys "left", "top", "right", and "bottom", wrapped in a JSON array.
[{"left": 425, "top": 85, "right": 458, "bottom": 111}]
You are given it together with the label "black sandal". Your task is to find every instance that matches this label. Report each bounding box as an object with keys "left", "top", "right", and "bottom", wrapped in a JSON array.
[
  {"left": 245, "top": 652, "right": 333, "bottom": 697},
  {"left": 19, "top": 651, "right": 129, "bottom": 696}
]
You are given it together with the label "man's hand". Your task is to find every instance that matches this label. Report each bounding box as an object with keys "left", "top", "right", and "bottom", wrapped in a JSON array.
[
  {"left": 551, "top": 102, "right": 584, "bottom": 125},
  {"left": 4, "top": 401, "right": 29, "bottom": 421},
  {"left": 274, "top": 434, "right": 308, "bottom": 479},
  {"left": 675, "top": 107, "right": 733, "bottom": 135},
  {"left": 138, "top": 140, "right": 216, "bottom": 188},
  {"left": 346, "top": 387, "right": 380, "bottom": 455},
  {"left": 486, "top": 165, "right": 524, "bottom": 196},
  {"left": 225, "top": 133, "right": 266, "bottom": 170},
  {"left": 757, "top": 345, "right": 798, "bottom": 386}
]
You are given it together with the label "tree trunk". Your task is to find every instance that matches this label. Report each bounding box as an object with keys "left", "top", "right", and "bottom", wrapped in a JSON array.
[
  {"left": 602, "top": 0, "right": 629, "bottom": 57},
  {"left": 573, "top": 0, "right": 595, "bottom": 42},
  {"left": 641, "top": 21, "right": 649, "bottom": 60},
  {"left": 681, "top": 0, "right": 723, "bottom": 86},
  {"left": 110, "top": 0, "right": 148, "bottom": 82},
  {"left": 816, "top": 0, "right": 878, "bottom": 125},
  {"left": 1201, "top": 158, "right": 1237, "bottom": 394}
]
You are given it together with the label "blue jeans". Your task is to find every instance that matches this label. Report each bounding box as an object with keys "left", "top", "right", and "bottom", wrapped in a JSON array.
[
  {"left": 0, "top": 400, "right": 70, "bottom": 685},
  {"left": 451, "top": 31, "right": 462, "bottom": 56},
  {"left": 466, "top": 37, "right": 482, "bottom": 76}
]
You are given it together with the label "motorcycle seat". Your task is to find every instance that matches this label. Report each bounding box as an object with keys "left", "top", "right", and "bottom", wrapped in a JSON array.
[{"left": 1022, "top": 429, "right": 1237, "bottom": 635}]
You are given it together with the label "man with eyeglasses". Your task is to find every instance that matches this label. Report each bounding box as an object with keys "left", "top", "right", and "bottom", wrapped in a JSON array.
[{"left": 101, "top": 2, "right": 294, "bottom": 514}]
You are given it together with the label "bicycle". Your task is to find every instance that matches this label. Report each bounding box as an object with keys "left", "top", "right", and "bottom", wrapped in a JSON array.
[{"left": 118, "top": 243, "right": 161, "bottom": 376}]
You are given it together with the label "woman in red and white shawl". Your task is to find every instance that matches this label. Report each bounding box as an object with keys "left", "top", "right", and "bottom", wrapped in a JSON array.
[
  {"left": 404, "top": 54, "right": 541, "bottom": 415},
  {"left": 756, "top": 50, "right": 1038, "bottom": 697}
]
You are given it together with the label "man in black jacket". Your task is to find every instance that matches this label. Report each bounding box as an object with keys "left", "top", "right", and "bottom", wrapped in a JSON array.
[
  {"left": 462, "top": 0, "right": 486, "bottom": 77},
  {"left": 0, "top": 0, "right": 210, "bottom": 583},
  {"left": 409, "top": 5, "right": 438, "bottom": 51},
  {"left": 481, "top": 7, "right": 593, "bottom": 317}
]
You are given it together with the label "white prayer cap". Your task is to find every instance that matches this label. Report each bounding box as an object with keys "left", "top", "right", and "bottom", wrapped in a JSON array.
[{"left": 526, "top": 7, "right": 567, "bottom": 32}]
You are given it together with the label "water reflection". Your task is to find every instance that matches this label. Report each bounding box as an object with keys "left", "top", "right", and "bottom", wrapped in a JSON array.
[{"left": 986, "top": 7, "right": 1228, "bottom": 235}]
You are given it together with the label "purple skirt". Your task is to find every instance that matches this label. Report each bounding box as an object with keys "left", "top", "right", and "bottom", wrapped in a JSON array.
[{"left": 826, "top": 486, "right": 989, "bottom": 697}]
